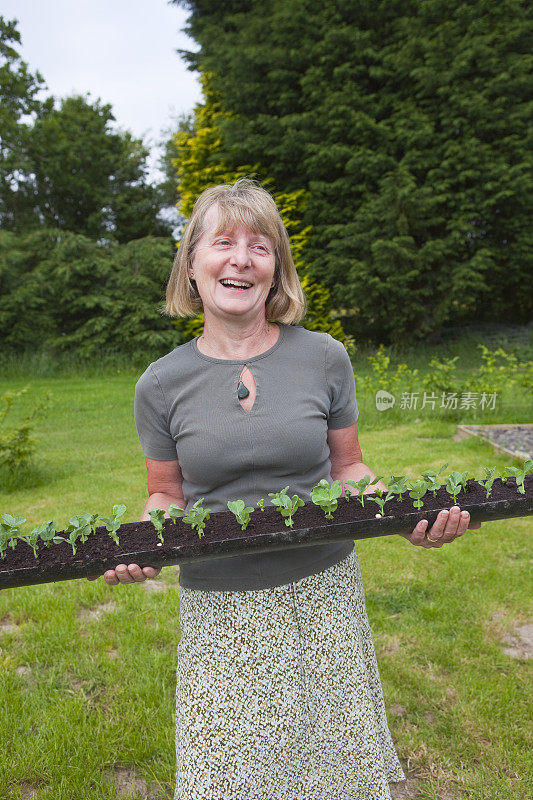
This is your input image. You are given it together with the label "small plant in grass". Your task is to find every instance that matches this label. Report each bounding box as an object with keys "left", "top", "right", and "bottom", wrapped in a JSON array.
[
  {"left": 386, "top": 475, "right": 409, "bottom": 502},
  {"left": 148, "top": 508, "right": 167, "bottom": 543},
  {"left": 99, "top": 504, "right": 127, "bottom": 545},
  {"left": 345, "top": 475, "right": 381, "bottom": 506},
  {"left": 477, "top": 467, "right": 498, "bottom": 499},
  {"left": 502, "top": 460, "right": 533, "bottom": 495},
  {"left": 421, "top": 464, "right": 448, "bottom": 498},
  {"left": 268, "top": 486, "right": 305, "bottom": 528},
  {"left": 408, "top": 479, "right": 431, "bottom": 510},
  {"left": 0, "top": 514, "right": 25, "bottom": 558},
  {"left": 445, "top": 472, "right": 468, "bottom": 504},
  {"left": 368, "top": 488, "right": 395, "bottom": 516},
  {"left": 181, "top": 499, "right": 211, "bottom": 538},
  {"left": 310, "top": 479, "right": 343, "bottom": 519},
  {"left": 227, "top": 500, "right": 254, "bottom": 531}
]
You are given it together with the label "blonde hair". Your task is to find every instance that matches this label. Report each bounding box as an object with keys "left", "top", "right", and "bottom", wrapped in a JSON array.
[{"left": 165, "top": 178, "right": 306, "bottom": 323}]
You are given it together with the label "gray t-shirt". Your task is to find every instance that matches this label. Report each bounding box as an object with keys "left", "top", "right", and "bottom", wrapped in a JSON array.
[{"left": 134, "top": 323, "right": 358, "bottom": 591}]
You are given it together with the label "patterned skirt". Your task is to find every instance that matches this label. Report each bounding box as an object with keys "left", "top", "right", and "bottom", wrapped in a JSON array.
[{"left": 175, "top": 549, "right": 405, "bottom": 800}]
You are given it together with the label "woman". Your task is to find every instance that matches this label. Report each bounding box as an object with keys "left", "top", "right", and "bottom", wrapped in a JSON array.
[{"left": 100, "top": 179, "right": 479, "bottom": 799}]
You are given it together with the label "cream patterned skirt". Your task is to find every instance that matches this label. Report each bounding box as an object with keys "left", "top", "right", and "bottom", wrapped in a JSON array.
[{"left": 175, "top": 549, "right": 405, "bottom": 800}]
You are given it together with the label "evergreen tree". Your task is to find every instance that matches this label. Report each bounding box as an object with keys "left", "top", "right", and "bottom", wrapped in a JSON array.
[{"left": 174, "top": 0, "right": 532, "bottom": 341}]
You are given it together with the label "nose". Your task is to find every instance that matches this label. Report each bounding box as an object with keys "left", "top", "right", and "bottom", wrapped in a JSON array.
[{"left": 229, "top": 240, "right": 251, "bottom": 268}]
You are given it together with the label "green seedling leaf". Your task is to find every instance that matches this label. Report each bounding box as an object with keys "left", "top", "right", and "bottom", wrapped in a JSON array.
[
  {"left": 386, "top": 475, "right": 409, "bottom": 502},
  {"left": 478, "top": 466, "right": 497, "bottom": 499},
  {"left": 257, "top": 499, "right": 265, "bottom": 511},
  {"left": 36, "top": 520, "right": 57, "bottom": 548},
  {"left": 148, "top": 508, "right": 166, "bottom": 543},
  {"left": 0, "top": 513, "right": 26, "bottom": 558},
  {"left": 345, "top": 475, "right": 381, "bottom": 507},
  {"left": 368, "top": 488, "right": 395, "bottom": 516},
  {"left": 99, "top": 503, "right": 127, "bottom": 546},
  {"left": 17, "top": 527, "right": 42, "bottom": 559},
  {"left": 181, "top": 499, "right": 211, "bottom": 538},
  {"left": 408, "top": 479, "right": 431, "bottom": 510},
  {"left": 503, "top": 459, "right": 533, "bottom": 494},
  {"left": 227, "top": 499, "right": 254, "bottom": 531},
  {"left": 168, "top": 504, "right": 186, "bottom": 523},
  {"left": 268, "top": 486, "right": 305, "bottom": 528},
  {"left": 444, "top": 473, "right": 466, "bottom": 504},
  {"left": 310, "top": 479, "right": 343, "bottom": 519}
]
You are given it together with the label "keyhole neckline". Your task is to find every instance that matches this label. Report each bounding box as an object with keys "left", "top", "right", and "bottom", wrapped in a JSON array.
[{"left": 191, "top": 322, "right": 285, "bottom": 364}]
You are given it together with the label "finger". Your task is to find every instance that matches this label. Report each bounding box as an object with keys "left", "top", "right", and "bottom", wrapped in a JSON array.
[
  {"left": 142, "top": 566, "right": 161, "bottom": 579},
  {"left": 127, "top": 563, "right": 149, "bottom": 582},
  {"left": 410, "top": 519, "right": 429, "bottom": 545},
  {"left": 86, "top": 575, "right": 99, "bottom": 581},
  {"left": 114, "top": 564, "right": 135, "bottom": 584},
  {"left": 468, "top": 521, "right": 482, "bottom": 529},
  {"left": 440, "top": 506, "right": 462, "bottom": 541},
  {"left": 104, "top": 569, "right": 120, "bottom": 586},
  {"left": 426, "top": 509, "right": 450, "bottom": 542}
]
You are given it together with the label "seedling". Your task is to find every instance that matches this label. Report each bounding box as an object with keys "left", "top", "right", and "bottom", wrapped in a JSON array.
[
  {"left": 227, "top": 500, "right": 254, "bottom": 531},
  {"left": 53, "top": 513, "right": 98, "bottom": 555},
  {"left": 168, "top": 504, "right": 186, "bottom": 523},
  {"left": 310, "top": 479, "right": 343, "bottom": 519},
  {"left": 257, "top": 499, "right": 265, "bottom": 511},
  {"left": 345, "top": 475, "right": 381, "bottom": 507},
  {"left": 17, "top": 527, "right": 42, "bottom": 559},
  {"left": 408, "top": 479, "right": 431, "bottom": 510},
  {"left": 445, "top": 471, "right": 469, "bottom": 504},
  {"left": 36, "top": 520, "right": 57, "bottom": 548},
  {"left": 148, "top": 508, "right": 167, "bottom": 543},
  {"left": 268, "top": 486, "right": 305, "bottom": 528},
  {"left": 0, "top": 514, "right": 25, "bottom": 559},
  {"left": 181, "top": 499, "right": 211, "bottom": 538},
  {"left": 478, "top": 466, "right": 497, "bottom": 499},
  {"left": 368, "top": 488, "right": 395, "bottom": 516},
  {"left": 502, "top": 460, "right": 533, "bottom": 494},
  {"left": 386, "top": 475, "right": 409, "bottom": 502},
  {"left": 421, "top": 464, "right": 448, "bottom": 498},
  {"left": 99, "top": 504, "right": 127, "bottom": 545}
]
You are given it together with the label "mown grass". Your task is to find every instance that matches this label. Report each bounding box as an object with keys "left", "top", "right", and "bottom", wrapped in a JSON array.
[{"left": 0, "top": 341, "right": 532, "bottom": 799}]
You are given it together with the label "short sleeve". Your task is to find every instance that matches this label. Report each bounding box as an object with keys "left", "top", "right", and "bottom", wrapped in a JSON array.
[
  {"left": 325, "top": 334, "right": 359, "bottom": 429},
  {"left": 134, "top": 365, "right": 177, "bottom": 460}
]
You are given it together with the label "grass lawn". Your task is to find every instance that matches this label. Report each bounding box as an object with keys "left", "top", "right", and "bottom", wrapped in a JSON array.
[{"left": 0, "top": 345, "right": 531, "bottom": 799}]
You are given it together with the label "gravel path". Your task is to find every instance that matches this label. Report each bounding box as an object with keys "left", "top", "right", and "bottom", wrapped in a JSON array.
[{"left": 458, "top": 424, "right": 533, "bottom": 460}]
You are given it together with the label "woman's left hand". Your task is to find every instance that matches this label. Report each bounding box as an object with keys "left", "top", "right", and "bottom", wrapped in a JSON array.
[{"left": 402, "top": 506, "right": 481, "bottom": 548}]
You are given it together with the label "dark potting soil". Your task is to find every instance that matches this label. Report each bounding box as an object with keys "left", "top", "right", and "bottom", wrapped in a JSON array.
[{"left": 2, "top": 476, "right": 532, "bottom": 576}]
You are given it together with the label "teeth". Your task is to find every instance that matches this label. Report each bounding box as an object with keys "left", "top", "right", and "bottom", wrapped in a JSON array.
[{"left": 220, "top": 279, "right": 252, "bottom": 288}]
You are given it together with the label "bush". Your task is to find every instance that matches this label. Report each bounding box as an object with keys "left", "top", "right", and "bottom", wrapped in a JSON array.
[{"left": 0, "top": 386, "right": 51, "bottom": 471}]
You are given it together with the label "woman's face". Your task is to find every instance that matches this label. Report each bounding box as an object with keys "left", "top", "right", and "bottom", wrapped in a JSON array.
[{"left": 190, "top": 204, "right": 276, "bottom": 324}]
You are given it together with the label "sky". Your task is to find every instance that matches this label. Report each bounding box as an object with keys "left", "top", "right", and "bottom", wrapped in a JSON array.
[{"left": 3, "top": 0, "right": 202, "bottom": 181}]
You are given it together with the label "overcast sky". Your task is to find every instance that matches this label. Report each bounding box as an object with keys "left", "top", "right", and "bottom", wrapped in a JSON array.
[{"left": 3, "top": 0, "right": 202, "bottom": 181}]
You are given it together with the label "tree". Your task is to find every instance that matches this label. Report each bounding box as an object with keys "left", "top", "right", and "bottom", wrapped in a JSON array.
[
  {"left": 0, "top": 16, "right": 50, "bottom": 229},
  {"left": 173, "top": 0, "right": 533, "bottom": 341},
  {"left": 19, "top": 94, "right": 171, "bottom": 242}
]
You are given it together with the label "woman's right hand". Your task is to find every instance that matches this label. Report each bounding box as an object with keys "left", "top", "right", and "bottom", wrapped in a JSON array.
[{"left": 87, "top": 564, "right": 161, "bottom": 585}]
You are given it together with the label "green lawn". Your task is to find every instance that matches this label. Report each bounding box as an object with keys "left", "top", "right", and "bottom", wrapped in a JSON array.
[{"left": 0, "top": 351, "right": 531, "bottom": 799}]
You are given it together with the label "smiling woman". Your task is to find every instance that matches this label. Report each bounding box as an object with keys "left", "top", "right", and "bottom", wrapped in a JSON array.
[{"left": 94, "top": 179, "right": 478, "bottom": 800}]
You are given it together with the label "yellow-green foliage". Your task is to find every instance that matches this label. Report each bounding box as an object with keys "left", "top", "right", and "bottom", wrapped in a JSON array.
[
  {"left": 173, "top": 73, "right": 260, "bottom": 218},
  {"left": 171, "top": 73, "right": 345, "bottom": 343}
]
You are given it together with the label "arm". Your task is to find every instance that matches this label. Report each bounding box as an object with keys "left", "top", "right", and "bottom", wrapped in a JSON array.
[
  {"left": 99, "top": 457, "right": 186, "bottom": 585},
  {"left": 327, "top": 423, "right": 480, "bottom": 547}
]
